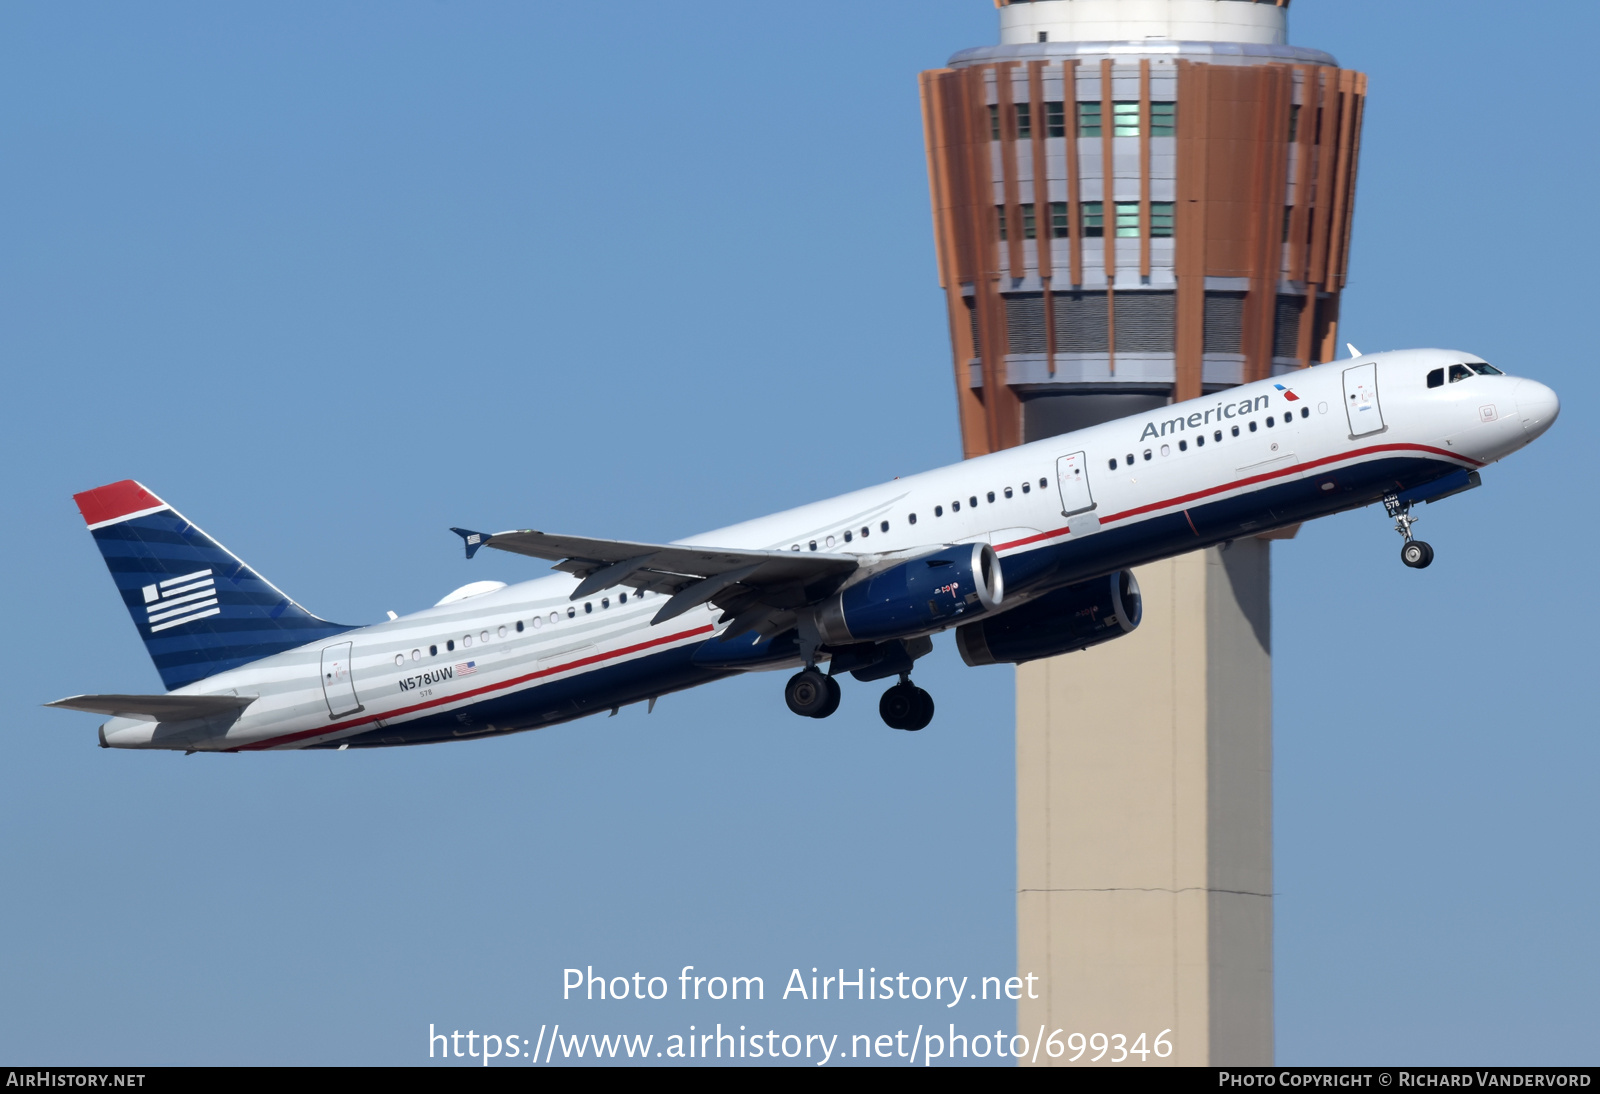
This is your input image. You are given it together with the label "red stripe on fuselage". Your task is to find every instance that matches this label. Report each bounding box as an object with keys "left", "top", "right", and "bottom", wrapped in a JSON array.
[
  {"left": 231, "top": 623, "right": 716, "bottom": 751},
  {"left": 994, "top": 442, "right": 1480, "bottom": 553}
]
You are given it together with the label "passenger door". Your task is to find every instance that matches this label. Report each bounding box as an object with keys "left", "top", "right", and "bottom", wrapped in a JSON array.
[
  {"left": 1342, "top": 362, "right": 1386, "bottom": 437},
  {"left": 1055, "top": 451, "right": 1096, "bottom": 516},
  {"left": 320, "top": 641, "right": 362, "bottom": 718}
]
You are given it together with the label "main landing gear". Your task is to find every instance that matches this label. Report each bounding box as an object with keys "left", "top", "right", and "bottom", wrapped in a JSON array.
[
  {"left": 783, "top": 668, "right": 935, "bottom": 730},
  {"left": 784, "top": 668, "right": 841, "bottom": 719},
  {"left": 1385, "top": 493, "right": 1435, "bottom": 569},
  {"left": 879, "top": 678, "right": 934, "bottom": 732}
]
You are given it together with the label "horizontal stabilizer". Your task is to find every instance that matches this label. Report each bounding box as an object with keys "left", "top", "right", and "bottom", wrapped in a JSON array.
[{"left": 46, "top": 693, "right": 257, "bottom": 722}]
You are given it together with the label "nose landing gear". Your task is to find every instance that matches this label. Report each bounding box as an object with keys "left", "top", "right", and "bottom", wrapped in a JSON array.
[
  {"left": 1385, "top": 494, "right": 1435, "bottom": 569},
  {"left": 879, "top": 678, "right": 934, "bottom": 732}
]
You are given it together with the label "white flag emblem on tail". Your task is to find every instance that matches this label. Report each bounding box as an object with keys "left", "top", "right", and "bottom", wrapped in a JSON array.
[{"left": 141, "top": 568, "right": 220, "bottom": 632}]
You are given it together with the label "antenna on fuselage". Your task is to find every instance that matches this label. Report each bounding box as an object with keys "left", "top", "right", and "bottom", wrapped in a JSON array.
[{"left": 1346, "top": 342, "right": 1363, "bottom": 358}]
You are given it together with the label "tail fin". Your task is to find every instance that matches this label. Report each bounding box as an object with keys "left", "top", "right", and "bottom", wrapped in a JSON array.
[{"left": 74, "top": 480, "right": 352, "bottom": 690}]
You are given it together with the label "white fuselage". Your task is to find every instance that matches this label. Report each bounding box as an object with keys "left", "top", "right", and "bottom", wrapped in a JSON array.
[{"left": 99, "top": 350, "right": 1557, "bottom": 751}]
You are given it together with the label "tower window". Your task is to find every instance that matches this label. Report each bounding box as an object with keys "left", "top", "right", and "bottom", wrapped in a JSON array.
[
  {"left": 1037, "top": 31, "right": 1048, "bottom": 43},
  {"left": 1113, "top": 101, "right": 1141, "bottom": 137},
  {"left": 1114, "top": 202, "right": 1140, "bottom": 237},
  {"left": 989, "top": 103, "right": 1000, "bottom": 142},
  {"left": 1015, "top": 101, "right": 1031, "bottom": 140},
  {"left": 1288, "top": 103, "right": 1301, "bottom": 143},
  {"left": 996, "top": 205, "right": 1007, "bottom": 242},
  {"left": 1050, "top": 202, "right": 1070, "bottom": 239},
  {"left": 1046, "top": 101, "right": 1065, "bottom": 138},
  {"left": 1077, "top": 101, "right": 1101, "bottom": 138},
  {"left": 1151, "top": 201, "right": 1175, "bottom": 238},
  {"left": 1021, "top": 203, "right": 1037, "bottom": 240},
  {"left": 1151, "top": 101, "right": 1176, "bottom": 137},
  {"left": 1081, "top": 201, "right": 1104, "bottom": 238}
]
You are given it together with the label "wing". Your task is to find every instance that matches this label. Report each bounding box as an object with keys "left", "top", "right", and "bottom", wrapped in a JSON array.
[
  {"left": 46, "top": 693, "right": 257, "bottom": 722},
  {"left": 450, "top": 527, "right": 858, "bottom": 634}
]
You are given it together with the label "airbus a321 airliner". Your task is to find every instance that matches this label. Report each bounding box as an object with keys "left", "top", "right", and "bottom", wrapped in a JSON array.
[{"left": 51, "top": 349, "right": 1557, "bottom": 749}]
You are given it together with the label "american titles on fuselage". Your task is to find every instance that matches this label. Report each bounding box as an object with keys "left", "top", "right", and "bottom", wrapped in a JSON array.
[{"left": 1138, "top": 395, "right": 1274, "bottom": 442}]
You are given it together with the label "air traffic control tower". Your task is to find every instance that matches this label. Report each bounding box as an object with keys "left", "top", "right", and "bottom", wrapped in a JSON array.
[{"left": 918, "top": 1, "right": 1365, "bottom": 1065}]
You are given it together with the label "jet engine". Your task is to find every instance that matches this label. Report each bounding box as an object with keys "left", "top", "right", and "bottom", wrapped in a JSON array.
[
  {"left": 811, "top": 542, "right": 1003, "bottom": 645},
  {"left": 954, "top": 570, "right": 1141, "bottom": 666}
]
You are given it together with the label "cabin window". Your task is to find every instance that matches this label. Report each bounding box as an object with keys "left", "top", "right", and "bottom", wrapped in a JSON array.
[
  {"left": 481, "top": 631, "right": 489, "bottom": 643},
  {"left": 447, "top": 640, "right": 455, "bottom": 651},
  {"left": 1161, "top": 444, "right": 1171, "bottom": 456},
  {"left": 1109, "top": 458, "right": 1118, "bottom": 470},
  {"left": 935, "top": 505, "right": 943, "bottom": 517},
  {"left": 1232, "top": 425, "right": 1240, "bottom": 437},
  {"left": 1195, "top": 435, "right": 1204, "bottom": 447},
  {"left": 584, "top": 603, "right": 593, "bottom": 614},
  {"left": 1266, "top": 416, "right": 1275, "bottom": 427},
  {"left": 1126, "top": 453, "right": 1135, "bottom": 465},
  {"left": 430, "top": 644, "right": 438, "bottom": 656},
  {"left": 530, "top": 617, "right": 542, "bottom": 629},
  {"left": 1005, "top": 487, "right": 1014, "bottom": 498},
  {"left": 987, "top": 491, "right": 996, "bottom": 503},
  {"left": 880, "top": 520, "right": 890, "bottom": 532},
  {"left": 1022, "top": 482, "right": 1031, "bottom": 493},
  {"left": 462, "top": 634, "right": 472, "bottom": 647},
  {"left": 952, "top": 500, "right": 961, "bottom": 512},
  {"left": 619, "top": 593, "right": 628, "bottom": 604},
  {"left": 1301, "top": 407, "right": 1310, "bottom": 418},
  {"left": 1178, "top": 440, "right": 1187, "bottom": 451},
  {"left": 599, "top": 598, "right": 608, "bottom": 609},
  {"left": 861, "top": 526, "right": 870, "bottom": 537},
  {"left": 412, "top": 649, "right": 421, "bottom": 660},
  {"left": 514, "top": 621, "right": 523, "bottom": 633},
  {"left": 808, "top": 540, "right": 817, "bottom": 551},
  {"left": 1249, "top": 421, "right": 1258, "bottom": 432},
  {"left": 1214, "top": 430, "right": 1222, "bottom": 441},
  {"left": 970, "top": 495, "right": 979, "bottom": 507},
  {"left": 555, "top": 611, "right": 565, "bottom": 622},
  {"left": 394, "top": 654, "right": 404, "bottom": 667},
  {"left": 843, "top": 530, "right": 853, "bottom": 542},
  {"left": 1039, "top": 478, "right": 1048, "bottom": 488},
  {"left": 908, "top": 513, "right": 918, "bottom": 524},
  {"left": 825, "top": 535, "right": 835, "bottom": 547},
  {"left": 1143, "top": 449, "right": 1152, "bottom": 461}
]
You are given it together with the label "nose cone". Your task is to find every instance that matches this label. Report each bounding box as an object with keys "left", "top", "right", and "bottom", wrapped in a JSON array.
[{"left": 1515, "top": 380, "right": 1561, "bottom": 438}]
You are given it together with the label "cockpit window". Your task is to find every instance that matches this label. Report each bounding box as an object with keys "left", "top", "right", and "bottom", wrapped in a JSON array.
[
  {"left": 1427, "top": 368, "right": 1444, "bottom": 388},
  {"left": 1472, "top": 362, "right": 1504, "bottom": 375},
  {"left": 1448, "top": 363, "right": 1474, "bottom": 383}
]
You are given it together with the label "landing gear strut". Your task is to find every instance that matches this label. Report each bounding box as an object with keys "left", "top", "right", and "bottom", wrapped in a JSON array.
[
  {"left": 1384, "top": 493, "right": 1434, "bottom": 569},
  {"left": 880, "top": 678, "right": 934, "bottom": 732},
  {"left": 785, "top": 669, "right": 841, "bottom": 719}
]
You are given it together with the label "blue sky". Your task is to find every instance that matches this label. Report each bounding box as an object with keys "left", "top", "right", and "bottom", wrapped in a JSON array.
[{"left": 1, "top": 0, "right": 1594, "bottom": 1066}]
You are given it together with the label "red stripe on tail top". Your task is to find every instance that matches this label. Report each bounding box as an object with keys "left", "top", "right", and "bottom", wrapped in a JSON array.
[{"left": 73, "top": 480, "right": 166, "bottom": 527}]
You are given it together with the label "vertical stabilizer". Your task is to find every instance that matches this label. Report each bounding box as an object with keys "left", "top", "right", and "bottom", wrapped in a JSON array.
[{"left": 74, "top": 480, "right": 351, "bottom": 690}]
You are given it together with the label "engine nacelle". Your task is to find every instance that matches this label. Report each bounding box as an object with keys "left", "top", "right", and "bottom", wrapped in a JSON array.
[
  {"left": 812, "top": 542, "right": 1003, "bottom": 645},
  {"left": 954, "top": 570, "right": 1141, "bottom": 666}
]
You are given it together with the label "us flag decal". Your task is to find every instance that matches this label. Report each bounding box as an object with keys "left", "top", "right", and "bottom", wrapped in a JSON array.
[{"left": 141, "top": 569, "right": 219, "bottom": 633}]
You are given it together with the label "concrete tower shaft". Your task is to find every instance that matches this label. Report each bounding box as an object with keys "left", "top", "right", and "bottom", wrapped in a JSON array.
[{"left": 919, "top": 2, "right": 1366, "bottom": 457}]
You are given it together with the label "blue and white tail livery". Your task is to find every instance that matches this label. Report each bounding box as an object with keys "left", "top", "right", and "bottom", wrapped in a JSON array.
[{"left": 50, "top": 350, "right": 1558, "bottom": 751}]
